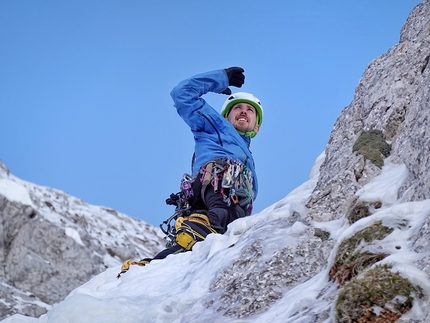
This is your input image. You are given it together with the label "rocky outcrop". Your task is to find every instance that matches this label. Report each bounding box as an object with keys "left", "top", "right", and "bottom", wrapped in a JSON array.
[
  {"left": 0, "top": 161, "right": 165, "bottom": 319},
  {"left": 305, "top": 0, "right": 430, "bottom": 222},
  {"left": 206, "top": 1, "right": 430, "bottom": 321}
]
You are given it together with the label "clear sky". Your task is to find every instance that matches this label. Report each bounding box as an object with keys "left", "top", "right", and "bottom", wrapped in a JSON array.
[{"left": 0, "top": 1, "right": 421, "bottom": 227}]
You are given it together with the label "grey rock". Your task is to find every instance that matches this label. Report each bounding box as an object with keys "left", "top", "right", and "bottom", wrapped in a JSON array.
[
  {"left": 205, "top": 0, "right": 430, "bottom": 321},
  {"left": 0, "top": 160, "right": 165, "bottom": 320},
  {"left": 306, "top": 0, "right": 430, "bottom": 223}
]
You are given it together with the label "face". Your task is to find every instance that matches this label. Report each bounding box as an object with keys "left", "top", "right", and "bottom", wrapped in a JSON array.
[{"left": 227, "top": 103, "right": 260, "bottom": 134}]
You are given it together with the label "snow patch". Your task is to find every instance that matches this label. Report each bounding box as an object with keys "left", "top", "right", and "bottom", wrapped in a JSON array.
[
  {"left": 65, "top": 227, "right": 84, "bottom": 246},
  {"left": 0, "top": 179, "right": 33, "bottom": 206},
  {"left": 355, "top": 161, "right": 408, "bottom": 205},
  {"left": 309, "top": 151, "right": 325, "bottom": 179}
]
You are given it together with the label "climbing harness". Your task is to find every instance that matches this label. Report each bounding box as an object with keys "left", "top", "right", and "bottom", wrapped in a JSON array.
[
  {"left": 161, "top": 158, "right": 254, "bottom": 249},
  {"left": 199, "top": 158, "right": 254, "bottom": 215},
  {"left": 116, "top": 158, "right": 255, "bottom": 279}
]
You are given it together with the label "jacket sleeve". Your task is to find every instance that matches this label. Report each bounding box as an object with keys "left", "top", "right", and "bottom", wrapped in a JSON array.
[{"left": 170, "top": 70, "right": 229, "bottom": 131}]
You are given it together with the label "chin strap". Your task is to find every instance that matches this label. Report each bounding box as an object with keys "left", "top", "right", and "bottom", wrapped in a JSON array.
[{"left": 236, "top": 130, "right": 257, "bottom": 138}]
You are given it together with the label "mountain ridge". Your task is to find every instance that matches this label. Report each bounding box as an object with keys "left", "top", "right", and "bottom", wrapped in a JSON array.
[{"left": 0, "top": 160, "right": 165, "bottom": 318}]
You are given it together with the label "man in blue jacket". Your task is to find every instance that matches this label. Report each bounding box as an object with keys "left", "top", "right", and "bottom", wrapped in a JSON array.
[
  {"left": 159, "top": 67, "right": 263, "bottom": 254},
  {"left": 117, "top": 67, "right": 263, "bottom": 276}
]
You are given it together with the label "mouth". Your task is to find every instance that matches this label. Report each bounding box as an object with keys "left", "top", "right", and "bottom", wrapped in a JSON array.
[{"left": 236, "top": 116, "right": 249, "bottom": 122}]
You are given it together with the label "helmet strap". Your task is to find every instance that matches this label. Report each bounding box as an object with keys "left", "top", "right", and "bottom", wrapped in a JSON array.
[{"left": 236, "top": 130, "right": 257, "bottom": 138}]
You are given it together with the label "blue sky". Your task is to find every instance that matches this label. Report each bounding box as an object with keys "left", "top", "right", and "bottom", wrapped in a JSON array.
[{"left": 0, "top": 1, "right": 421, "bottom": 227}]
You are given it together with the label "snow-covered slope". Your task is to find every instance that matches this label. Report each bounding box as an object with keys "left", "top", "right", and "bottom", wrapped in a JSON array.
[
  {"left": 0, "top": 161, "right": 165, "bottom": 318},
  {"left": 3, "top": 155, "right": 430, "bottom": 323}
]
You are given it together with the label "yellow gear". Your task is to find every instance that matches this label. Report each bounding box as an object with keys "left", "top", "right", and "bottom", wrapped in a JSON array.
[
  {"left": 175, "top": 213, "right": 217, "bottom": 250},
  {"left": 116, "top": 258, "right": 151, "bottom": 279}
]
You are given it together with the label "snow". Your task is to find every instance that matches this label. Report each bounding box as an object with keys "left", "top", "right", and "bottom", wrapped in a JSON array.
[
  {"left": 65, "top": 228, "right": 85, "bottom": 246},
  {"left": 0, "top": 178, "right": 33, "bottom": 207},
  {"left": 2, "top": 156, "right": 430, "bottom": 323},
  {"left": 355, "top": 161, "right": 409, "bottom": 205}
]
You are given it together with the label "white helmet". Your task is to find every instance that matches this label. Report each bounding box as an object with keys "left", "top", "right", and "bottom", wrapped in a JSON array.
[{"left": 220, "top": 92, "right": 264, "bottom": 128}]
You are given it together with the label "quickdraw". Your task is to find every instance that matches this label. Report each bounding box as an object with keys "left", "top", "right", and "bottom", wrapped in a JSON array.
[
  {"left": 208, "top": 158, "right": 254, "bottom": 211},
  {"left": 200, "top": 161, "right": 225, "bottom": 193},
  {"left": 180, "top": 173, "right": 194, "bottom": 199}
]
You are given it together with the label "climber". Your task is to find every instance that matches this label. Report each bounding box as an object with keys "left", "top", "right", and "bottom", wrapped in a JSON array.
[{"left": 117, "top": 67, "right": 263, "bottom": 278}]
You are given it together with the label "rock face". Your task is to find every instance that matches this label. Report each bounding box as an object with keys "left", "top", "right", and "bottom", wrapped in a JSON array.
[
  {"left": 206, "top": 0, "right": 430, "bottom": 321},
  {"left": 0, "top": 161, "right": 165, "bottom": 319},
  {"left": 306, "top": 0, "right": 430, "bottom": 222}
]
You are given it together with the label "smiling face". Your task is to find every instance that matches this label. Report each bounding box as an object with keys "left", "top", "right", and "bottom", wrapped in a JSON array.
[{"left": 227, "top": 102, "right": 260, "bottom": 134}]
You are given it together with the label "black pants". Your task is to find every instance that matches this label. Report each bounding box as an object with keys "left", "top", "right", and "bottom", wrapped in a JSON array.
[
  {"left": 153, "top": 244, "right": 184, "bottom": 260},
  {"left": 188, "top": 172, "right": 241, "bottom": 234},
  {"left": 152, "top": 171, "right": 244, "bottom": 260}
]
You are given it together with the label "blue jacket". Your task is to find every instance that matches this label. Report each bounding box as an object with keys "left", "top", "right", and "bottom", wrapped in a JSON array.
[{"left": 170, "top": 69, "right": 258, "bottom": 200}]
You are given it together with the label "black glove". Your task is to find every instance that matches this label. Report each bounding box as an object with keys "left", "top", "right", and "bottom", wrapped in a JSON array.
[
  {"left": 220, "top": 88, "right": 232, "bottom": 95},
  {"left": 220, "top": 67, "right": 245, "bottom": 95}
]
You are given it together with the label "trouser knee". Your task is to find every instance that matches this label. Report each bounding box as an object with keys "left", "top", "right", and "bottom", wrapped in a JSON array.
[{"left": 207, "top": 207, "right": 235, "bottom": 234}]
